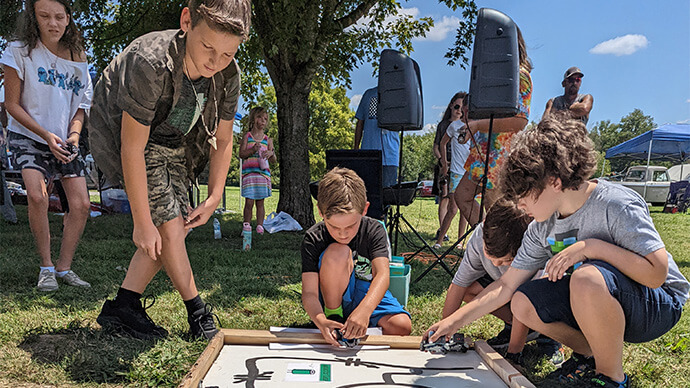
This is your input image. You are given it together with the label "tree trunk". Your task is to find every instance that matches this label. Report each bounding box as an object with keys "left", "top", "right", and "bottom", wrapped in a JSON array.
[{"left": 270, "top": 70, "right": 316, "bottom": 228}]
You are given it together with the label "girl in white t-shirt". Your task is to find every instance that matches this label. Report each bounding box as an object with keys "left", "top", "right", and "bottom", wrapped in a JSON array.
[{"left": 1, "top": 0, "right": 93, "bottom": 292}]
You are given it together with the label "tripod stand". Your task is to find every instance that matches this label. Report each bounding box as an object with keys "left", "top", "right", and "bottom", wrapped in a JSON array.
[
  {"left": 386, "top": 131, "right": 455, "bottom": 281},
  {"left": 414, "top": 115, "right": 496, "bottom": 284}
]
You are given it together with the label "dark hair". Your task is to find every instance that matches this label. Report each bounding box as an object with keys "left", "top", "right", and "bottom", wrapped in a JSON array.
[
  {"left": 499, "top": 113, "right": 597, "bottom": 201},
  {"left": 247, "top": 106, "right": 267, "bottom": 132},
  {"left": 16, "top": 0, "right": 84, "bottom": 56},
  {"left": 440, "top": 91, "right": 467, "bottom": 123},
  {"left": 516, "top": 26, "right": 532, "bottom": 73},
  {"left": 483, "top": 199, "right": 532, "bottom": 259},
  {"left": 188, "top": 0, "right": 252, "bottom": 39}
]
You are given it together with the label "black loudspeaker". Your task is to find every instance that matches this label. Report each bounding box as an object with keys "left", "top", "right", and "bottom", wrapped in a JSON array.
[
  {"left": 325, "top": 149, "right": 385, "bottom": 220},
  {"left": 467, "top": 8, "right": 520, "bottom": 119},
  {"left": 377, "top": 49, "right": 423, "bottom": 131}
]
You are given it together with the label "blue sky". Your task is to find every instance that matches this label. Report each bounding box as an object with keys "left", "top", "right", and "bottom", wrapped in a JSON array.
[{"left": 347, "top": 0, "right": 690, "bottom": 134}]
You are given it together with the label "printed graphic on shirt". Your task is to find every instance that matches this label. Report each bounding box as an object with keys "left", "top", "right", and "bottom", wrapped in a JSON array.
[
  {"left": 547, "top": 229, "right": 579, "bottom": 254},
  {"left": 353, "top": 251, "right": 373, "bottom": 281},
  {"left": 367, "top": 95, "right": 378, "bottom": 119},
  {"left": 37, "top": 67, "right": 86, "bottom": 96}
]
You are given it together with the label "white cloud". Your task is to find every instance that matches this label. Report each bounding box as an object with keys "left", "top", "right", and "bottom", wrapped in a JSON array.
[
  {"left": 350, "top": 94, "right": 363, "bottom": 109},
  {"left": 589, "top": 34, "right": 649, "bottom": 56},
  {"left": 431, "top": 105, "right": 446, "bottom": 110},
  {"left": 352, "top": 7, "right": 419, "bottom": 30},
  {"left": 421, "top": 123, "right": 437, "bottom": 134},
  {"left": 686, "top": 99, "right": 690, "bottom": 103},
  {"left": 415, "top": 15, "right": 460, "bottom": 42}
]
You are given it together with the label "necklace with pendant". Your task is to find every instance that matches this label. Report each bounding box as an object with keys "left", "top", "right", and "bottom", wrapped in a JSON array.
[{"left": 183, "top": 59, "right": 219, "bottom": 150}]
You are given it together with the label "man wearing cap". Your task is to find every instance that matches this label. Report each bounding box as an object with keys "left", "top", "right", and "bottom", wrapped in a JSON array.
[{"left": 544, "top": 66, "right": 593, "bottom": 124}]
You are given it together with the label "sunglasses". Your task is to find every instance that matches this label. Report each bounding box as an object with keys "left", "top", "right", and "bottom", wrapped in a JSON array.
[
  {"left": 453, "top": 104, "right": 462, "bottom": 110},
  {"left": 566, "top": 77, "right": 582, "bottom": 83}
]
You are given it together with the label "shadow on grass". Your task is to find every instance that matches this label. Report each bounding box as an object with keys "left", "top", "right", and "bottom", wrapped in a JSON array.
[{"left": 18, "top": 323, "right": 159, "bottom": 384}]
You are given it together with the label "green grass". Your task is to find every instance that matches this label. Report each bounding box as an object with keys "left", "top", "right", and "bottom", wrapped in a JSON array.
[{"left": 1, "top": 188, "right": 689, "bottom": 387}]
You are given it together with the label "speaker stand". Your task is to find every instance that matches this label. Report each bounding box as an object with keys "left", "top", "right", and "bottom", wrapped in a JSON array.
[{"left": 386, "top": 131, "right": 455, "bottom": 281}]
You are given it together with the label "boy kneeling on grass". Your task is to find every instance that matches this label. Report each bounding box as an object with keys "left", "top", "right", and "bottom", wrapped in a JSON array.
[
  {"left": 426, "top": 115, "right": 689, "bottom": 388},
  {"left": 301, "top": 167, "right": 411, "bottom": 346},
  {"left": 442, "top": 199, "right": 563, "bottom": 367}
]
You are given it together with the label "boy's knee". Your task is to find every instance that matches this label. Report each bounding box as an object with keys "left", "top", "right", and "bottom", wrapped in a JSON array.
[
  {"left": 321, "top": 243, "right": 352, "bottom": 266},
  {"left": 511, "top": 291, "right": 537, "bottom": 323},
  {"left": 158, "top": 217, "right": 187, "bottom": 243},
  {"left": 380, "top": 313, "right": 412, "bottom": 335},
  {"left": 570, "top": 265, "right": 608, "bottom": 298}
]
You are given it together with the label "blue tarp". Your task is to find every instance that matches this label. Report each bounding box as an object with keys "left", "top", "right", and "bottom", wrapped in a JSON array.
[{"left": 605, "top": 124, "right": 690, "bottom": 163}]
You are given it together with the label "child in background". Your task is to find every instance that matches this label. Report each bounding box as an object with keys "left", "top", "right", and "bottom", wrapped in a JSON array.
[
  {"left": 1, "top": 0, "right": 93, "bottom": 291},
  {"left": 301, "top": 167, "right": 411, "bottom": 345},
  {"left": 239, "top": 106, "right": 276, "bottom": 235}
]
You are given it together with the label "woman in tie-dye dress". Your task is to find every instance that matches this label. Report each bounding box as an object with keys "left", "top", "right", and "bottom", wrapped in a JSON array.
[{"left": 239, "top": 106, "right": 277, "bottom": 234}]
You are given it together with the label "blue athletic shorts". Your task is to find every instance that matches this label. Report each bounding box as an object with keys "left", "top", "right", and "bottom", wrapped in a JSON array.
[
  {"left": 318, "top": 253, "right": 410, "bottom": 327},
  {"left": 516, "top": 260, "right": 683, "bottom": 343}
]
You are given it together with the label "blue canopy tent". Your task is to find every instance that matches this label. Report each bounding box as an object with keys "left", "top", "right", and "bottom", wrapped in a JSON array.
[{"left": 605, "top": 123, "right": 690, "bottom": 199}]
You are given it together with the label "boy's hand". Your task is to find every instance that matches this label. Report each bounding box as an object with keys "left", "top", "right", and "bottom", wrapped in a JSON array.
[
  {"left": 424, "top": 317, "right": 459, "bottom": 343},
  {"left": 133, "top": 222, "right": 162, "bottom": 260},
  {"left": 185, "top": 199, "right": 216, "bottom": 229},
  {"left": 545, "top": 240, "right": 588, "bottom": 282},
  {"left": 317, "top": 319, "right": 344, "bottom": 347},
  {"left": 340, "top": 309, "right": 369, "bottom": 339}
]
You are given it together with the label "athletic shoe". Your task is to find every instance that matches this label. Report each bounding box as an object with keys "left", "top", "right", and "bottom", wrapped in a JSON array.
[
  {"left": 37, "top": 269, "right": 59, "bottom": 292},
  {"left": 536, "top": 336, "right": 565, "bottom": 367},
  {"left": 487, "top": 324, "right": 539, "bottom": 349},
  {"left": 432, "top": 243, "right": 442, "bottom": 251},
  {"left": 326, "top": 314, "right": 345, "bottom": 324},
  {"left": 256, "top": 225, "right": 264, "bottom": 234},
  {"left": 547, "top": 352, "right": 596, "bottom": 383},
  {"left": 589, "top": 373, "right": 629, "bottom": 388},
  {"left": 97, "top": 297, "right": 168, "bottom": 340},
  {"left": 189, "top": 303, "right": 220, "bottom": 340},
  {"left": 59, "top": 270, "right": 91, "bottom": 288}
]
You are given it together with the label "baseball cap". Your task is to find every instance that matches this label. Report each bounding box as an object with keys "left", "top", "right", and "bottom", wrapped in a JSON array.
[{"left": 563, "top": 66, "right": 584, "bottom": 80}]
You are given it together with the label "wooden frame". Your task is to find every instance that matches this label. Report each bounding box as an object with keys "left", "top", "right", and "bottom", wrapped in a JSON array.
[{"left": 179, "top": 329, "right": 534, "bottom": 388}]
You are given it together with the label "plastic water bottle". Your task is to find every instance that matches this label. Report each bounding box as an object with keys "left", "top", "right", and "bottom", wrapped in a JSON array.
[
  {"left": 242, "top": 222, "right": 252, "bottom": 251},
  {"left": 213, "top": 218, "right": 221, "bottom": 240}
]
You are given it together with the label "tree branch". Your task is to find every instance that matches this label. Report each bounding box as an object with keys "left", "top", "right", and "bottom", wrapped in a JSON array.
[{"left": 334, "top": 0, "right": 378, "bottom": 29}]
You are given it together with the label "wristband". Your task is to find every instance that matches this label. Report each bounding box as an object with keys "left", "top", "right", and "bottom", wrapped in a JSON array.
[{"left": 67, "top": 131, "right": 81, "bottom": 138}]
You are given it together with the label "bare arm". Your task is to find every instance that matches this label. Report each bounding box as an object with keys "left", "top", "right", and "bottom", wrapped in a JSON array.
[
  {"left": 3, "top": 66, "right": 71, "bottom": 162},
  {"left": 266, "top": 137, "right": 277, "bottom": 164},
  {"left": 569, "top": 94, "right": 593, "bottom": 118},
  {"left": 543, "top": 98, "right": 554, "bottom": 119},
  {"left": 238, "top": 132, "right": 255, "bottom": 159},
  {"left": 185, "top": 119, "right": 234, "bottom": 229},
  {"left": 121, "top": 111, "right": 160, "bottom": 260},
  {"left": 302, "top": 272, "right": 343, "bottom": 346},
  {"left": 353, "top": 119, "right": 364, "bottom": 149},
  {"left": 65, "top": 108, "right": 85, "bottom": 148},
  {"left": 343, "top": 256, "right": 390, "bottom": 339},
  {"left": 545, "top": 239, "right": 668, "bottom": 288},
  {"left": 442, "top": 284, "right": 468, "bottom": 319},
  {"left": 467, "top": 115, "right": 528, "bottom": 135},
  {"left": 439, "top": 134, "right": 451, "bottom": 175},
  {"left": 425, "top": 267, "right": 536, "bottom": 342}
]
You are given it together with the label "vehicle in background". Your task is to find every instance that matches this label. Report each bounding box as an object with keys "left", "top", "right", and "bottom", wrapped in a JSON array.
[
  {"left": 668, "top": 163, "right": 690, "bottom": 182},
  {"left": 417, "top": 180, "right": 434, "bottom": 197},
  {"left": 615, "top": 165, "right": 670, "bottom": 205}
]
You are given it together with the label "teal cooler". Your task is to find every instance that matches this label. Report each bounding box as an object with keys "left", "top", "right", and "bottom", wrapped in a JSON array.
[{"left": 388, "top": 262, "right": 411, "bottom": 308}]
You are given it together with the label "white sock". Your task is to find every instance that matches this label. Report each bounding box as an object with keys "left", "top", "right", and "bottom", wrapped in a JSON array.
[{"left": 40, "top": 266, "right": 55, "bottom": 273}]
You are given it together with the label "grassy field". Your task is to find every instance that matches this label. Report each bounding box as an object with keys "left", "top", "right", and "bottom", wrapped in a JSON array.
[{"left": 1, "top": 186, "right": 689, "bottom": 387}]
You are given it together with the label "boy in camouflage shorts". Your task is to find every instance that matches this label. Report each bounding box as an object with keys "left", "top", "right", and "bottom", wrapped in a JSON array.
[{"left": 89, "top": 0, "right": 251, "bottom": 340}]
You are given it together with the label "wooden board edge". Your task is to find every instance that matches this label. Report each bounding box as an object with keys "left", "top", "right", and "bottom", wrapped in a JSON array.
[
  {"left": 474, "top": 340, "right": 535, "bottom": 388},
  {"left": 220, "top": 328, "right": 423, "bottom": 349},
  {"left": 178, "top": 331, "right": 225, "bottom": 388}
]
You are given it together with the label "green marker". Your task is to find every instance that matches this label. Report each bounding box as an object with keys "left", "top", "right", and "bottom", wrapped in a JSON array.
[{"left": 288, "top": 369, "right": 315, "bottom": 375}]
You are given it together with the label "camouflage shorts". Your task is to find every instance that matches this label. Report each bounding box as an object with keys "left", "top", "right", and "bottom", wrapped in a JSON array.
[
  {"left": 144, "top": 143, "right": 190, "bottom": 226},
  {"left": 8, "top": 131, "right": 85, "bottom": 179}
]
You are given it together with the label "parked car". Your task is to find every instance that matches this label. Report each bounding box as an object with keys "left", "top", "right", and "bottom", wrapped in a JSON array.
[
  {"left": 417, "top": 180, "right": 434, "bottom": 197},
  {"left": 615, "top": 166, "right": 670, "bottom": 205}
]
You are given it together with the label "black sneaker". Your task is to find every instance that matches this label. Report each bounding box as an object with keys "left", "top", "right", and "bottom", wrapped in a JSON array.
[
  {"left": 189, "top": 303, "right": 221, "bottom": 340},
  {"left": 589, "top": 373, "right": 629, "bottom": 388},
  {"left": 547, "top": 352, "right": 596, "bottom": 383},
  {"left": 536, "top": 336, "right": 566, "bottom": 367},
  {"left": 97, "top": 296, "right": 168, "bottom": 340}
]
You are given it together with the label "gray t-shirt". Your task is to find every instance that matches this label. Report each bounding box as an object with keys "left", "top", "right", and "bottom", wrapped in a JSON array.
[
  {"left": 552, "top": 94, "right": 589, "bottom": 124},
  {"left": 452, "top": 224, "right": 510, "bottom": 287},
  {"left": 512, "top": 180, "right": 689, "bottom": 304}
]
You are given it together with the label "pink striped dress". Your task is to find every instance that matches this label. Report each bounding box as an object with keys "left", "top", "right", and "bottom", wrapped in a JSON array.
[{"left": 241, "top": 132, "right": 272, "bottom": 199}]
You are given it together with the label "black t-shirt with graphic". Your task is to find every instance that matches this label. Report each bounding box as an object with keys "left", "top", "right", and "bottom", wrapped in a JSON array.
[
  {"left": 301, "top": 216, "right": 390, "bottom": 281},
  {"left": 149, "top": 75, "right": 210, "bottom": 148}
]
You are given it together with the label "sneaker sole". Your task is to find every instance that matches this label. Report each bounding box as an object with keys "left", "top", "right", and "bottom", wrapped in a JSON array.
[
  {"left": 37, "top": 285, "right": 59, "bottom": 292},
  {"left": 97, "top": 315, "right": 167, "bottom": 340}
]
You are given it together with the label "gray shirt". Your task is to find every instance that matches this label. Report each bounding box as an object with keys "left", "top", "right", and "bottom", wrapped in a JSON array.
[
  {"left": 512, "top": 179, "right": 689, "bottom": 304},
  {"left": 452, "top": 224, "right": 510, "bottom": 287},
  {"left": 552, "top": 94, "right": 589, "bottom": 124}
]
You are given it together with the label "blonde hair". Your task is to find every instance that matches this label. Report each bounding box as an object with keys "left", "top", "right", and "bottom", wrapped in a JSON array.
[
  {"left": 247, "top": 106, "right": 267, "bottom": 133},
  {"left": 317, "top": 168, "right": 367, "bottom": 218}
]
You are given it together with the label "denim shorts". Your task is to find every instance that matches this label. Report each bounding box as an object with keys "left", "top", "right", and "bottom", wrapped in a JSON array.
[
  {"left": 318, "top": 251, "right": 410, "bottom": 326},
  {"left": 516, "top": 260, "right": 683, "bottom": 343}
]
